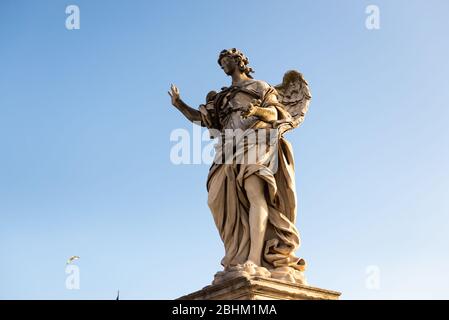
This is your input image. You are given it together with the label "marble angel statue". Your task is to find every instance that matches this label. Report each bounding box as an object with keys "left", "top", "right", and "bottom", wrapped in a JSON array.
[{"left": 168, "top": 48, "right": 311, "bottom": 284}]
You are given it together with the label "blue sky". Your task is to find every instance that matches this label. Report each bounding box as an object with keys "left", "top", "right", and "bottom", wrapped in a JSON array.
[{"left": 1, "top": 0, "right": 448, "bottom": 299}]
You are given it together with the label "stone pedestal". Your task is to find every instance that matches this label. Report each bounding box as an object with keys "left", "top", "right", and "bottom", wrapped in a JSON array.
[{"left": 178, "top": 276, "right": 341, "bottom": 300}]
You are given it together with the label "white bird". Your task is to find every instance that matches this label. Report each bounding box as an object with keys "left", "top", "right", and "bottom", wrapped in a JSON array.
[{"left": 66, "top": 255, "right": 80, "bottom": 265}]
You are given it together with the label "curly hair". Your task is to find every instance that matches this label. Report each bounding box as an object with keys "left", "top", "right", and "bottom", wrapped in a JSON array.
[{"left": 218, "top": 48, "right": 254, "bottom": 78}]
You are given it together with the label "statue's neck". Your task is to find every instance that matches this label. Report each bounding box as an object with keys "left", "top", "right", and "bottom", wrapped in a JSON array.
[{"left": 231, "top": 71, "right": 251, "bottom": 86}]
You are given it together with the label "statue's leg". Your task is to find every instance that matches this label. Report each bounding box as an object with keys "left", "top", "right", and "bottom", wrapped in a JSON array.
[{"left": 244, "top": 174, "right": 268, "bottom": 266}]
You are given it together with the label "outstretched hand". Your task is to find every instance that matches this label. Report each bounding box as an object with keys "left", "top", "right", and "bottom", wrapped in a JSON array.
[
  {"left": 168, "top": 84, "right": 181, "bottom": 107},
  {"left": 241, "top": 99, "right": 261, "bottom": 119}
]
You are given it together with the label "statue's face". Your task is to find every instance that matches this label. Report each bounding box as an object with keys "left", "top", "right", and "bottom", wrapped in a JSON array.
[{"left": 219, "top": 55, "right": 237, "bottom": 75}]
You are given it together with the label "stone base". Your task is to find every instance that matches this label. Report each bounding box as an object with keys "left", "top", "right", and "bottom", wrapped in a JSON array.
[{"left": 177, "top": 276, "right": 341, "bottom": 300}]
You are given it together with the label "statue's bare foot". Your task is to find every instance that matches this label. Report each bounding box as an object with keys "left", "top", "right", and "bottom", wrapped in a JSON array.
[
  {"left": 243, "top": 260, "right": 258, "bottom": 268},
  {"left": 241, "top": 260, "right": 257, "bottom": 275},
  {"left": 242, "top": 260, "right": 271, "bottom": 277}
]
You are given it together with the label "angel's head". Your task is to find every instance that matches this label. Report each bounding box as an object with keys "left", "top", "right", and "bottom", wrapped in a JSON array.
[{"left": 218, "top": 48, "right": 254, "bottom": 78}]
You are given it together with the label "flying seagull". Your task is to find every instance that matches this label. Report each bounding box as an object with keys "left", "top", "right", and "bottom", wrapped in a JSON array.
[{"left": 66, "top": 256, "right": 80, "bottom": 265}]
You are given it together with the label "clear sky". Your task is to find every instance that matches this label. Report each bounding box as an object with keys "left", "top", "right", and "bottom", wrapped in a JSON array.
[{"left": 1, "top": 0, "right": 448, "bottom": 299}]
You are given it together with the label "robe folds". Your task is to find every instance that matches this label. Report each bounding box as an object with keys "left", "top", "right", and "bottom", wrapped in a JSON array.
[{"left": 199, "top": 79, "right": 304, "bottom": 271}]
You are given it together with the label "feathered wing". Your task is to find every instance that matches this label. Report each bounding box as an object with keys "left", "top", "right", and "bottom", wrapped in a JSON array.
[{"left": 274, "top": 70, "right": 311, "bottom": 135}]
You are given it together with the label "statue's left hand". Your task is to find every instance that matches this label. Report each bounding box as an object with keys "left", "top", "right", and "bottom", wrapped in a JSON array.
[{"left": 241, "top": 99, "right": 261, "bottom": 119}]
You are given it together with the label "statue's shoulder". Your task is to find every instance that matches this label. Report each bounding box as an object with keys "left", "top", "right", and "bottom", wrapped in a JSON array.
[
  {"left": 244, "top": 79, "right": 271, "bottom": 90},
  {"left": 253, "top": 79, "right": 271, "bottom": 86},
  {"left": 213, "top": 80, "right": 274, "bottom": 104},
  {"left": 228, "top": 79, "right": 273, "bottom": 97},
  {"left": 217, "top": 79, "right": 272, "bottom": 92},
  {"left": 245, "top": 79, "right": 276, "bottom": 98}
]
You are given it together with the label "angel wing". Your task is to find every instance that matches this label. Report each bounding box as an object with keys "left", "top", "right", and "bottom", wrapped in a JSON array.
[{"left": 274, "top": 70, "right": 311, "bottom": 135}]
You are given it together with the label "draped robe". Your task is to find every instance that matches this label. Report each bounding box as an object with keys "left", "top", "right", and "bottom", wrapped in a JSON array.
[{"left": 199, "top": 79, "right": 304, "bottom": 273}]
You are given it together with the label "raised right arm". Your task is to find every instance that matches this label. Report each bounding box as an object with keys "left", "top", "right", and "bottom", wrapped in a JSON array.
[{"left": 168, "top": 84, "right": 202, "bottom": 123}]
